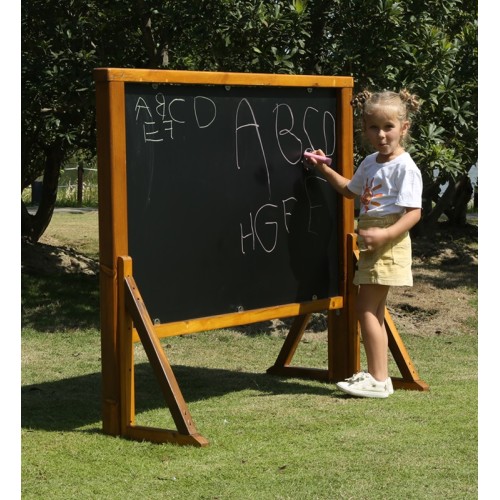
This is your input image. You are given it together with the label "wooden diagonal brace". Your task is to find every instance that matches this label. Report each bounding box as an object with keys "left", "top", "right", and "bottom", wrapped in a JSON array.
[{"left": 119, "top": 256, "right": 208, "bottom": 446}]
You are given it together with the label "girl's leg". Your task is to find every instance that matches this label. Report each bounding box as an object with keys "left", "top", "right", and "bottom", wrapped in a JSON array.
[{"left": 356, "top": 284, "right": 390, "bottom": 381}]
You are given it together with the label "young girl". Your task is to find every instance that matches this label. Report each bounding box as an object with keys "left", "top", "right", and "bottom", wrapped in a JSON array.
[{"left": 306, "top": 89, "right": 422, "bottom": 398}]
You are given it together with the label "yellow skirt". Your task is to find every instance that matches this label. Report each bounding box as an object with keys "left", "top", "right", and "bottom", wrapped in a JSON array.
[{"left": 354, "top": 214, "right": 413, "bottom": 287}]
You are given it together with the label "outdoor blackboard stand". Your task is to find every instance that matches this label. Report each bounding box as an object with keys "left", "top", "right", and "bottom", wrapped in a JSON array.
[{"left": 94, "top": 68, "right": 428, "bottom": 447}]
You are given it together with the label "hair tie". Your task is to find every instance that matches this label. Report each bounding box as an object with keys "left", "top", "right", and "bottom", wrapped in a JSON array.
[{"left": 350, "top": 90, "right": 371, "bottom": 110}]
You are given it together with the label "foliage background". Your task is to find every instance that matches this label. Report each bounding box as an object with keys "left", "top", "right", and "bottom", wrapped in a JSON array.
[{"left": 21, "top": 0, "right": 477, "bottom": 241}]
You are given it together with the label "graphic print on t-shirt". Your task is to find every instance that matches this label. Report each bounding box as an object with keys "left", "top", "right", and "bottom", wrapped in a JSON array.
[{"left": 360, "top": 177, "right": 383, "bottom": 213}]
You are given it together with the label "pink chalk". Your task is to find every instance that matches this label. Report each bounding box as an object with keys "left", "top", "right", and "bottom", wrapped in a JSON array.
[{"left": 303, "top": 151, "right": 332, "bottom": 166}]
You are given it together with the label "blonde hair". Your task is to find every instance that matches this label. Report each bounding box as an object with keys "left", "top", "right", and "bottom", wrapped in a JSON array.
[{"left": 351, "top": 89, "right": 420, "bottom": 146}]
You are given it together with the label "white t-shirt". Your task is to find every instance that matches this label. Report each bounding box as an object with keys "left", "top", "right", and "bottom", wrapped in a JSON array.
[{"left": 347, "top": 151, "right": 423, "bottom": 216}]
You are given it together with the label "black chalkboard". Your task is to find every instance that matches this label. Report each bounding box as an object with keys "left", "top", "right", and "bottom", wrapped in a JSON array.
[{"left": 125, "top": 83, "right": 340, "bottom": 324}]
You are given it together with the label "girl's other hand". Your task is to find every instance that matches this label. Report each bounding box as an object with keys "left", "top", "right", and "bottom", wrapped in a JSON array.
[{"left": 357, "top": 227, "right": 389, "bottom": 252}]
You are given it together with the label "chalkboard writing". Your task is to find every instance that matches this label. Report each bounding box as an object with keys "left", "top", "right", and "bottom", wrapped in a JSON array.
[{"left": 125, "top": 83, "right": 340, "bottom": 323}]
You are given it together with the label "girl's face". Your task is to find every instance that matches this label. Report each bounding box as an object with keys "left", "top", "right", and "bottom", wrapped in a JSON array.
[{"left": 363, "top": 105, "right": 409, "bottom": 163}]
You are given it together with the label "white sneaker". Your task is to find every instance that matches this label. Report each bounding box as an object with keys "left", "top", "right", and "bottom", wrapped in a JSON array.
[
  {"left": 386, "top": 376, "right": 394, "bottom": 395},
  {"left": 336, "top": 371, "right": 392, "bottom": 399}
]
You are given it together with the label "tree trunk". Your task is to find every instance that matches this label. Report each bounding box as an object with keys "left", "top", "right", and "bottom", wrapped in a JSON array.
[
  {"left": 425, "top": 179, "right": 456, "bottom": 227},
  {"left": 444, "top": 174, "right": 473, "bottom": 226},
  {"left": 414, "top": 172, "right": 474, "bottom": 238},
  {"left": 21, "top": 143, "right": 64, "bottom": 243}
]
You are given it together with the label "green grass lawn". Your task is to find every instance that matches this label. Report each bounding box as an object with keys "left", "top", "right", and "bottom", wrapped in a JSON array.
[
  {"left": 20, "top": 212, "right": 478, "bottom": 499},
  {"left": 21, "top": 327, "right": 477, "bottom": 499}
]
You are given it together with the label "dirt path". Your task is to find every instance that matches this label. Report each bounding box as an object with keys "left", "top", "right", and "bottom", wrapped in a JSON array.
[{"left": 387, "top": 223, "right": 477, "bottom": 337}]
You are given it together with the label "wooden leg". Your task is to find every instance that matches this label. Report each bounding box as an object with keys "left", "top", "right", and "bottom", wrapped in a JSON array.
[
  {"left": 267, "top": 313, "right": 330, "bottom": 381},
  {"left": 385, "top": 310, "right": 430, "bottom": 391},
  {"left": 118, "top": 256, "right": 209, "bottom": 447},
  {"left": 328, "top": 233, "right": 361, "bottom": 381},
  {"left": 117, "top": 257, "right": 135, "bottom": 433}
]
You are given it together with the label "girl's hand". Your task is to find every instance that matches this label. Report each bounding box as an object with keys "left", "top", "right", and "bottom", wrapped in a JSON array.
[
  {"left": 303, "top": 149, "right": 354, "bottom": 199},
  {"left": 358, "top": 208, "right": 421, "bottom": 251},
  {"left": 304, "top": 149, "right": 329, "bottom": 172},
  {"left": 357, "top": 227, "right": 389, "bottom": 252}
]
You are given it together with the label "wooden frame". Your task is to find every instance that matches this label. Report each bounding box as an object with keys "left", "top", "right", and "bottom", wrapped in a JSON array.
[{"left": 95, "top": 68, "right": 427, "bottom": 447}]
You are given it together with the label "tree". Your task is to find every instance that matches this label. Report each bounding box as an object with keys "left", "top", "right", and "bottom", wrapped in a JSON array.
[
  {"left": 21, "top": 0, "right": 310, "bottom": 241},
  {"left": 301, "top": 0, "right": 477, "bottom": 229},
  {"left": 22, "top": 0, "right": 102, "bottom": 241},
  {"left": 21, "top": 0, "right": 152, "bottom": 241},
  {"left": 22, "top": 0, "right": 477, "bottom": 242}
]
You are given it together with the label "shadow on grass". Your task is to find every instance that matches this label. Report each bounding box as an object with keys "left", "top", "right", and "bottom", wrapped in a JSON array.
[
  {"left": 21, "top": 362, "right": 333, "bottom": 433},
  {"left": 411, "top": 221, "right": 478, "bottom": 290},
  {"left": 21, "top": 272, "right": 100, "bottom": 332}
]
